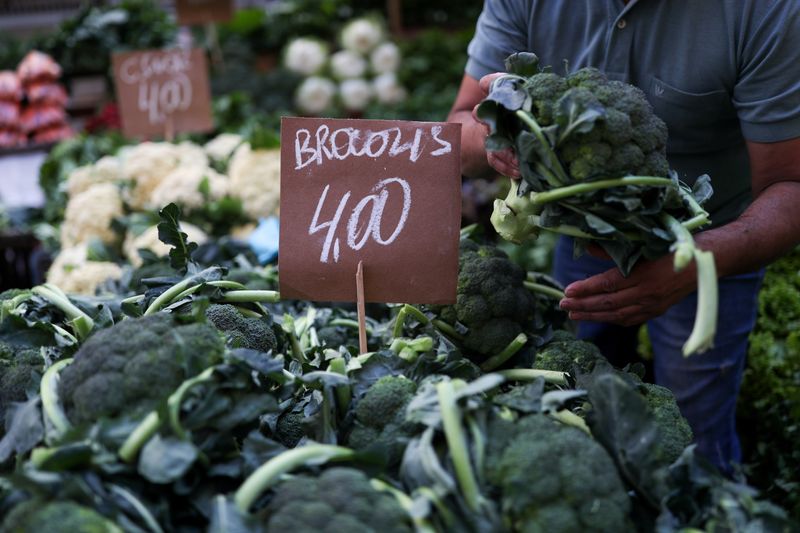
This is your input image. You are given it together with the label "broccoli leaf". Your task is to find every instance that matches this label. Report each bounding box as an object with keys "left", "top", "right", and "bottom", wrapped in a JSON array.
[
  {"left": 504, "top": 52, "right": 540, "bottom": 77},
  {"left": 157, "top": 203, "right": 198, "bottom": 273}
]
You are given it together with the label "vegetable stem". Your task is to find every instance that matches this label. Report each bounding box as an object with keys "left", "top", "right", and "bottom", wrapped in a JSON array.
[
  {"left": 523, "top": 281, "right": 566, "bottom": 300},
  {"left": 480, "top": 333, "right": 528, "bottom": 372},
  {"left": 33, "top": 284, "right": 95, "bottom": 340},
  {"left": 530, "top": 176, "right": 673, "bottom": 205},
  {"left": 220, "top": 290, "right": 281, "bottom": 304},
  {"left": 495, "top": 368, "right": 568, "bottom": 386},
  {"left": 514, "top": 110, "right": 570, "bottom": 185},
  {"left": 235, "top": 445, "right": 356, "bottom": 513},
  {"left": 41, "top": 358, "right": 73, "bottom": 439},
  {"left": 431, "top": 319, "right": 464, "bottom": 342},
  {"left": 436, "top": 381, "right": 482, "bottom": 513}
]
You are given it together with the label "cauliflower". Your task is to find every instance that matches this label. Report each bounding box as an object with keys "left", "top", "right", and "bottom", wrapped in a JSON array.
[
  {"left": 228, "top": 143, "right": 281, "bottom": 220},
  {"left": 66, "top": 155, "right": 123, "bottom": 198},
  {"left": 284, "top": 38, "right": 328, "bottom": 76},
  {"left": 295, "top": 76, "right": 337, "bottom": 115},
  {"left": 204, "top": 133, "right": 243, "bottom": 162},
  {"left": 341, "top": 18, "right": 383, "bottom": 54},
  {"left": 373, "top": 73, "right": 407, "bottom": 105},
  {"left": 339, "top": 79, "right": 373, "bottom": 111},
  {"left": 47, "top": 244, "right": 123, "bottom": 295},
  {"left": 173, "top": 141, "right": 209, "bottom": 170},
  {"left": 330, "top": 50, "right": 367, "bottom": 79},
  {"left": 123, "top": 223, "right": 208, "bottom": 267},
  {"left": 60, "top": 183, "right": 124, "bottom": 247},
  {"left": 120, "top": 142, "right": 181, "bottom": 210},
  {"left": 149, "top": 165, "right": 228, "bottom": 212},
  {"left": 370, "top": 42, "right": 401, "bottom": 74}
]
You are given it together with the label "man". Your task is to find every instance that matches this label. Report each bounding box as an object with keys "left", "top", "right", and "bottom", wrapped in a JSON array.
[{"left": 448, "top": 0, "right": 800, "bottom": 472}]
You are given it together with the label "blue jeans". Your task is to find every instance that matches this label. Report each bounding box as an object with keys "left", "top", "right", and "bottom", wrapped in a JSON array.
[{"left": 553, "top": 237, "right": 763, "bottom": 472}]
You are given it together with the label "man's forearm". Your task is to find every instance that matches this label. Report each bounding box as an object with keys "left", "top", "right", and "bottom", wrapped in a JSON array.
[
  {"left": 448, "top": 109, "right": 492, "bottom": 179},
  {"left": 696, "top": 181, "right": 800, "bottom": 278}
]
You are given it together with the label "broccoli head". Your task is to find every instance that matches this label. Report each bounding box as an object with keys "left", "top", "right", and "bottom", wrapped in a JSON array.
[
  {"left": 486, "top": 414, "right": 631, "bottom": 532},
  {"left": 347, "top": 375, "right": 418, "bottom": 466},
  {"left": 205, "top": 304, "right": 277, "bottom": 353},
  {"left": 262, "top": 467, "right": 412, "bottom": 533},
  {"left": 274, "top": 410, "right": 306, "bottom": 448},
  {"left": 432, "top": 241, "right": 537, "bottom": 362},
  {"left": 0, "top": 343, "right": 42, "bottom": 435},
  {"left": 533, "top": 330, "right": 605, "bottom": 375},
  {"left": 521, "top": 66, "right": 669, "bottom": 181},
  {"left": 0, "top": 499, "right": 122, "bottom": 533},
  {"left": 59, "top": 315, "right": 224, "bottom": 425},
  {"left": 639, "top": 382, "right": 693, "bottom": 465}
]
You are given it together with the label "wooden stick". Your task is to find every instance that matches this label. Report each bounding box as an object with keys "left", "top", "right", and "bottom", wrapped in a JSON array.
[
  {"left": 164, "top": 115, "right": 175, "bottom": 143},
  {"left": 356, "top": 261, "right": 367, "bottom": 354}
]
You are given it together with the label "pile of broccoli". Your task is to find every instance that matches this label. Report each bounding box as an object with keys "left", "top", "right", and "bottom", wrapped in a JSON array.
[
  {"left": 0, "top": 342, "right": 41, "bottom": 436},
  {"left": 59, "top": 314, "right": 225, "bottom": 424},
  {"left": 205, "top": 303, "right": 277, "bottom": 353},
  {"left": 431, "top": 240, "right": 537, "bottom": 363},
  {"left": 485, "top": 413, "right": 632, "bottom": 532},
  {"left": 346, "top": 375, "right": 418, "bottom": 466},
  {"left": 0, "top": 500, "right": 122, "bottom": 533},
  {"left": 261, "top": 467, "right": 413, "bottom": 533}
]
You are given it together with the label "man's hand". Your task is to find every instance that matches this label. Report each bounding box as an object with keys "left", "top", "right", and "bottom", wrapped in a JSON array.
[
  {"left": 559, "top": 253, "right": 698, "bottom": 326},
  {"left": 475, "top": 73, "right": 520, "bottom": 178},
  {"left": 448, "top": 73, "right": 520, "bottom": 179}
]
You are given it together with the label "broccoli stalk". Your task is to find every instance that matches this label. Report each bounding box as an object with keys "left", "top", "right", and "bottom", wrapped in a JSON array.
[
  {"left": 32, "top": 284, "right": 94, "bottom": 340},
  {"left": 118, "top": 366, "right": 217, "bottom": 462},
  {"left": 234, "top": 445, "right": 357, "bottom": 513},
  {"left": 480, "top": 333, "right": 528, "bottom": 372},
  {"left": 40, "top": 358, "right": 73, "bottom": 440},
  {"left": 436, "top": 380, "right": 484, "bottom": 513},
  {"left": 660, "top": 212, "right": 718, "bottom": 355},
  {"left": 495, "top": 368, "right": 569, "bottom": 386}
]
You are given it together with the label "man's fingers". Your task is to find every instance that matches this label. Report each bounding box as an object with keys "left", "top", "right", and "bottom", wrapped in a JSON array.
[
  {"left": 567, "top": 306, "right": 647, "bottom": 327},
  {"left": 487, "top": 150, "right": 520, "bottom": 178},
  {"left": 559, "top": 285, "right": 646, "bottom": 313},
  {"left": 479, "top": 72, "right": 504, "bottom": 94},
  {"left": 563, "top": 268, "right": 630, "bottom": 298}
]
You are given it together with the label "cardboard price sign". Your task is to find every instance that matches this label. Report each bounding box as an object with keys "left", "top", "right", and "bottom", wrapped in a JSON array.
[
  {"left": 112, "top": 48, "right": 213, "bottom": 138},
  {"left": 175, "top": 0, "right": 233, "bottom": 25},
  {"left": 279, "top": 117, "right": 462, "bottom": 304}
]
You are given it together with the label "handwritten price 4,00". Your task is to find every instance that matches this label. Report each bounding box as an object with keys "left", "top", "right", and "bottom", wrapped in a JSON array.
[{"left": 309, "top": 178, "right": 411, "bottom": 264}]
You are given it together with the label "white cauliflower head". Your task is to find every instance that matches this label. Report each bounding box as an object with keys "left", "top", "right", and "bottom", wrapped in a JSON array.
[
  {"left": 228, "top": 143, "right": 281, "bottom": 220},
  {"left": 66, "top": 155, "right": 123, "bottom": 198},
  {"left": 339, "top": 78, "right": 373, "bottom": 111},
  {"left": 123, "top": 223, "right": 208, "bottom": 267},
  {"left": 373, "top": 72, "right": 408, "bottom": 105},
  {"left": 60, "top": 183, "right": 124, "bottom": 248},
  {"left": 341, "top": 18, "right": 383, "bottom": 54},
  {"left": 174, "top": 141, "right": 209, "bottom": 170},
  {"left": 204, "top": 133, "right": 243, "bottom": 162},
  {"left": 120, "top": 142, "right": 181, "bottom": 210},
  {"left": 370, "top": 42, "right": 401, "bottom": 74},
  {"left": 295, "top": 76, "right": 337, "bottom": 115},
  {"left": 284, "top": 38, "right": 328, "bottom": 76},
  {"left": 47, "top": 244, "right": 123, "bottom": 296},
  {"left": 149, "top": 165, "right": 228, "bottom": 212},
  {"left": 330, "top": 50, "right": 367, "bottom": 79}
]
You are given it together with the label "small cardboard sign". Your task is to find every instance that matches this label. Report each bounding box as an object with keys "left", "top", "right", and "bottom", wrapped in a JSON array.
[
  {"left": 112, "top": 48, "right": 213, "bottom": 138},
  {"left": 279, "top": 117, "right": 462, "bottom": 304},
  {"left": 175, "top": 0, "right": 234, "bottom": 25}
]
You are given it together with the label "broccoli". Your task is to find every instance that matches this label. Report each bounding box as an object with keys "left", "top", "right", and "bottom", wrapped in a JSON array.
[
  {"left": 0, "top": 499, "right": 122, "bottom": 533},
  {"left": 274, "top": 410, "right": 306, "bottom": 448},
  {"left": 59, "top": 315, "right": 224, "bottom": 424},
  {"left": 431, "top": 241, "right": 537, "bottom": 363},
  {"left": 533, "top": 330, "right": 605, "bottom": 375},
  {"left": 262, "top": 467, "right": 412, "bottom": 533},
  {"left": 485, "top": 413, "right": 631, "bottom": 532},
  {"left": 347, "top": 375, "right": 418, "bottom": 466},
  {"left": 639, "top": 382, "right": 693, "bottom": 465},
  {"left": 0, "top": 343, "right": 42, "bottom": 435},
  {"left": 205, "top": 304, "right": 278, "bottom": 353}
]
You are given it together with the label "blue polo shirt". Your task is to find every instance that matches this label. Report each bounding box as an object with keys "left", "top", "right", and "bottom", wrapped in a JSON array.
[{"left": 466, "top": 0, "right": 800, "bottom": 227}]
